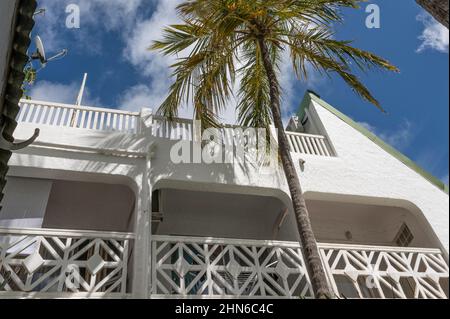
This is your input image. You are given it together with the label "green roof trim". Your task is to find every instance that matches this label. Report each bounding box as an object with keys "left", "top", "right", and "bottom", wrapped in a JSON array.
[{"left": 299, "top": 91, "right": 449, "bottom": 195}]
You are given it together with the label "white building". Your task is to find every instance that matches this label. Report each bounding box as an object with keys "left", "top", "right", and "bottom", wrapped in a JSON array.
[{"left": 0, "top": 90, "right": 448, "bottom": 299}]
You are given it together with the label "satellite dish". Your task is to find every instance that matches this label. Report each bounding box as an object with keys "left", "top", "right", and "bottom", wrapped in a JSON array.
[
  {"left": 30, "top": 35, "right": 68, "bottom": 68},
  {"left": 34, "top": 36, "right": 46, "bottom": 65}
]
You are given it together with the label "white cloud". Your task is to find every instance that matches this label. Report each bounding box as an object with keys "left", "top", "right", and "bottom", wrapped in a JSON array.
[
  {"left": 417, "top": 12, "right": 449, "bottom": 53},
  {"left": 120, "top": 0, "right": 185, "bottom": 112},
  {"left": 357, "top": 120, "right": 414, "bottom": 150},
  {"left": 28, "top": 80, "right": 100, "bottom": 106},
  {"left": 28, "top": 81, "right": 78, "bottom": 104},
  {"left": 36, "top": 0, "right": 144, "bottom": 53},
  {"left": 119, "top": 83, "right": 167, "bottom": 112}
]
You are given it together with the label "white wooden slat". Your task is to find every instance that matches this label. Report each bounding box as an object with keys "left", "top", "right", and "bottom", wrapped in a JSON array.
[
  {"left": 287, "top": 135, "right": 297, "bottom": 153},
  {"left": 59, "top": 108, "right": 68, "bottom": 127},
  {"left": 118, "top": 114, "right": 124, "bottom": 132},
  {"left": 52, "top": 107, "right": 62, "bottom": 126},
  {"left": 44, "top": 106, "right": 55, "bottom": 125},
  {"left": 80, "top": 110, "right": 87, "bottom": 129},
  {"left": 17, "top": 103, "right": 29, "bottom": 122},
  {"left": 93, "top": 112, "right": 99, "bottom": 130},
  {"left": 86, "top": 110, "right": 93, "bottom": 129},
  {"left": 124, "top": 115, "right": 130, "bottom": 132},
  {"left": 311, "top": 138, "right": 323, "bottom": 156},
  {"left": 99, "top": 112, "right": 105, "bottom": 130},
  {"left": 106, "top": 113, "right": 112, "bottom": 131},
  {"left": 38, "top": 105, "right": 49, "bottom": 124},
  {"left": 319, "top": 138, "right": 331, "bottom": 157},
  {"left": 295, "top": 135, "right": 306, "bottom": 154},
  {"left": 315, "top": 138, "right": 328, "bottom": 157},
  {"left": 73, "top": 109, "right": 80, "bottom": 127},
  {"left": 112, "top": 113, "right": 118, "bottom": 131},
  {"left": 300, "top": 136, "right": 311, "bottom": 155},
  {"left": 30, "top": 104, "right": 41, "bottom": 124},
  {"left": 66, "top": 109, "right": 74, "bottom": 128},
  {"left": 25, "top": 104, "right": 36, "bottom": 123}
]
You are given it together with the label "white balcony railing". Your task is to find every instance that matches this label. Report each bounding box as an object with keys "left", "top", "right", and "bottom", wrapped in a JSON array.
[
  {"left": 0, "top": 227, "right": 133, "bottom": 298},
  {"left": 286, "top": 131, "right": 333, "bottom": 157},
  {"left": 17, "top": 100, "right": 141, "bottom": 134},
  {"left": 319, "top": 243, "right": 449, "bottom": 299},
  {"left": 17, "top": 100, "right": 333, "bottom": 157},
  {"left": 151, "top": 236, "right": 449, "bottom": 299},
  {"left": 151, "top": 235, "right": 314, "bottom": 298},
  {"left": 1, "top": 229, "right": 448, "bottom": 299}
]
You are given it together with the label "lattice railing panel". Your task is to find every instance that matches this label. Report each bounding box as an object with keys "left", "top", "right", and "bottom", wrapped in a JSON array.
[
  {"left": 0, "top": 228, "right": 133, "bottom": 297},
  {"left": 151, "top": 236, "right": 313, "bottom": 298},
  {"left": 318, "top": 244, "right": 449, "bottom": 299}
]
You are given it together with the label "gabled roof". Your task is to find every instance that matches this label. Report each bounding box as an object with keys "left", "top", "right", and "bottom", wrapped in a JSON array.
[
  {"left": 299, "top": 91, "right": 449, "bottom": 195},
  {"left": 0, "top": 0, "right": 37, "bottom": 205}
]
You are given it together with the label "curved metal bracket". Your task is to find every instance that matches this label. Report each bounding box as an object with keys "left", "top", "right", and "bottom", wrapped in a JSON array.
[{"left": 0, "top": 127, "right": 40, "bottom": 151}]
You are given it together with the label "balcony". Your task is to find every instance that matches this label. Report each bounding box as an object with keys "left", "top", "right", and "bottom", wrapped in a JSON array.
[
  {"left": 0, "top": 228, "right": 447, "bottom": 299},
  {"left": 0, "top": 227, "right": 133, "bottom": 298},
  {"left": 151, "top": 235, "right": 448, "bottom": 299},
  {"left": 17, "top": 100, "right": 333, "bottom": 157}
]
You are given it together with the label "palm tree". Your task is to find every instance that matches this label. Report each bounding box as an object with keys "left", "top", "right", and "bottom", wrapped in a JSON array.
[
  {"left": 416, "top": 0, "right": 449, "bottom": 28},
  {"left": 151, "top": 0, "right": 398, "bottom": 298}
]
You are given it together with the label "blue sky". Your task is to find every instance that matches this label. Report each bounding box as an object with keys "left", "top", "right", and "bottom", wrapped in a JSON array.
[{"left": 28, "top": 0, "right": 449, "bottom": 184}]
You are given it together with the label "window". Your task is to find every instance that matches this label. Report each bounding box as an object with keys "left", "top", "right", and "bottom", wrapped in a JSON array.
[{"left": 394, "top": 223, "right": 414, "bottom": 247}]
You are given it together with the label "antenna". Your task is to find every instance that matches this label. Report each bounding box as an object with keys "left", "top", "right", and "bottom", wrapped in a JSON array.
[
  {"left": 30, "top": 36, "right": 68, "bottom": 68},
  {"left": 76, "top": 73, "right": 88, "bottom": 106},
  {"left": 33, "top": 8, "right": 46, "bottom": 17}
]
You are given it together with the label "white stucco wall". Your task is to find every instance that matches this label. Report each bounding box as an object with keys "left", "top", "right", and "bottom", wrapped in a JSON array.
[
  {"left": 6, "top": 96, "right": 449, "bottom": 297},
  {"left": 9, "top": 99, "right": 449, "bottom": 255},
  {"left": 294, "top": 99, "right": 449, "bottom": 253}
]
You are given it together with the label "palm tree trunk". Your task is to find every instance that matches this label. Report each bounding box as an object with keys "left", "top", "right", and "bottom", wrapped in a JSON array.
[
  {"left": 257, "top": 37, "right": 332, "bottom": 299},
  {"left": 417, "top": 0, "right": 449, "bottom": 28}
]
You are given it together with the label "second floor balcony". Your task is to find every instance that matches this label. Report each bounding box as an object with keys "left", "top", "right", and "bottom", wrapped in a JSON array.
[{"left": 16, "top": 99, "right": 335, "bottom": 158}]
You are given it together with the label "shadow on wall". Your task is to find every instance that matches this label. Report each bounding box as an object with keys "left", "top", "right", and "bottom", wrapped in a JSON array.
[{"left": 304, "top": 192, "right": 444, "bottom": 250}]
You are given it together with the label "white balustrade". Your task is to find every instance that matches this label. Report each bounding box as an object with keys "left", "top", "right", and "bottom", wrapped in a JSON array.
[
  {"left": 286, "top": 131, "right": 333, "bottom": 157},
  {"left": 151, "top": 235, "right": 313, "bottom": 298},
  {"left": 17, "top": 100, "right": 333, "bottom": 157},
  {"left": 17, "top": 100, "right": 141, "bottom": 134},
  {"left": 1, "top": 228, "right": 448, "bottom": 299},
  {"left": 150, "top": 236, "right": 448, "bottom": 299},
  {"left": 318, "top": 243, "right": 449, "bottom": 299},
  {"left": 0, "top": 227, "right": 133, "bottom": 298}
]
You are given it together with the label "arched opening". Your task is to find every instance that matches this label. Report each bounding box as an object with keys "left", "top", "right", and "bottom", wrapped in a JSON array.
[
  {"left": 151, "top": 184, "right": 292, "bottom": 241},
  {"left": 304, "top": 193, "right": 441, "bottom": 249},
  {"left": 1, "top": 176, "right": 136, "bottom": 232}
]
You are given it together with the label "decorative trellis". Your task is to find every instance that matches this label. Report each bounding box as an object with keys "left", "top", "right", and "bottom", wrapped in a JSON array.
[
  {"left": 0, "top": 228, "right": 133, "bottom": 297},
  {"left": 151, "top": 236, "right": 313, "bottom": 298},
  {"left": 318, "top": 243, "right": 449, "bottom": 299}
]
